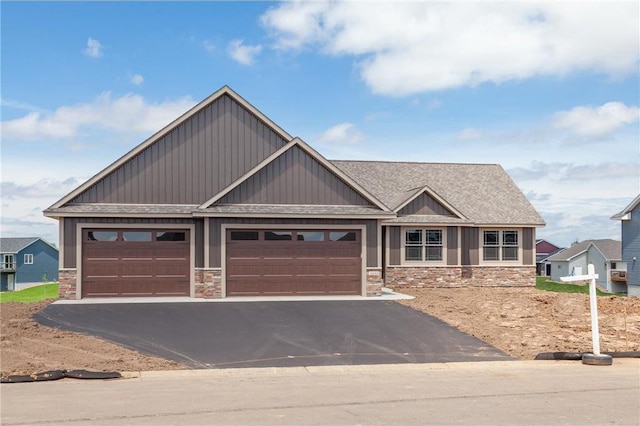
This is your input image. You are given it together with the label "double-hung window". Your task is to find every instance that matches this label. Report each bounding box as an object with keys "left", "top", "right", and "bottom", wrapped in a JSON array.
[
  {"left": 24, "top": 254, "right": 34, "bottom": 264},
  {"left": 405, "top": 228, "right": 443, "bottom": 262},
  {"left": 483, "top": 230, "right": 519, "bottom": 261}
]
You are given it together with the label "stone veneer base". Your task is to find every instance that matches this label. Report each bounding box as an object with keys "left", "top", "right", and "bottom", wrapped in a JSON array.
[
  {"left": 194, "top": 269, "right": 222, "bottom": 299},
  {"left": 58, "top": 269, "right": 78, "bottom": 300},
  {"left": 385, "top": 266, "right": 536, "bottom": 288}
]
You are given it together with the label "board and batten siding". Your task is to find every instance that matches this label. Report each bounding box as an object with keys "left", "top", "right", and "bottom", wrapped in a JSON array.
[
  {"left": 622, "top": 204, "right": 640, "bottom": 289},
  {"left": 70, "top": 95, "right": 288, "bottom": 205},
  {"left": 461, "top": 227, "right": 480, "bottom": 266},
  {"left": 398, "top": 193, "right": 456, "bottom": 216},
  {"left": 208, "top": 218, "right": 379, "bottom": 268},
  {"left": 62, "top": 217, "right": 203, "bottom": 269},
  {"left": 388, "top": 226, "right": 401, "bottom": 265},
  {"left": 522, "top": 228, "right": 535, "bottom": 265},
  {"left": 217, "top": 145, "right": 372, "bottom": 206},
  {"left": 447, "top": 227, "right": 458, "bottom": 266}
]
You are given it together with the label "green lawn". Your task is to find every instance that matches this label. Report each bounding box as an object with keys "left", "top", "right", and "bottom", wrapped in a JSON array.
[
  {"left": 0, "top": 283, "right": 59, "bottom": 303},
  {"left": 536, "top": 276, "right": 612, "bottom": 296}
]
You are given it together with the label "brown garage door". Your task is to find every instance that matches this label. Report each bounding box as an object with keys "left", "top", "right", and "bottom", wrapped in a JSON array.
[
  {"left": 226, "top": 229, "right": 362, "bottom": 296},
  {"left": 82, "top": 229, "right": 190, "bottom": 297}
]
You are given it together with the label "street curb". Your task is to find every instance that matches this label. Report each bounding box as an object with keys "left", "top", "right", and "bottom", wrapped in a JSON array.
[{"left": 119, "top": 358, "right": 640, "bottom": 379}]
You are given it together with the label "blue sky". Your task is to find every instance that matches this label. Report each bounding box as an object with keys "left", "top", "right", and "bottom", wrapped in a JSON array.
[{"left": 1, "top": 1, "right": 639, "bottom": 248}]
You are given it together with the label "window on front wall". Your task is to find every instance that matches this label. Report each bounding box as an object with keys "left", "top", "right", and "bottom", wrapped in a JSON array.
[
  {"left": 483, "top": 230, "right": 519, "bottom": 261},
  {"left": 24, "top": 254, "right": 34, "bottom": 264},
  {"left": 405, "top": 228, "right": 443, "bottom": 262}
]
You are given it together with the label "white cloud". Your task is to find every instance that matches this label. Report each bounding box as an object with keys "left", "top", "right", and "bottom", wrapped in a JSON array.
[
  {"left": 84, "top": 37, "right": 103, "bottom": 58},
  {"left": 228, "top": 39, "right": 262, "bottom": 65},
  {"left": 203, "top": 40, "right": 216, "bottom": 53},
  {"left": 1, "top": 92, "right": 196, "bottom": 141},
  {"left": 456, "top": 128, "right": 484, "bottom": 141},
  {"left": 261, "top": 2, "right": 639, "bottom": 95},
  {"left": 319, "top": 122, "right": 365, "bottom": 144},
  {"left": 552, "top": 102, "right": 640, "bottom": 137},
  {"left": 130, "top": 74, "right": 144, "bottom": 85}
]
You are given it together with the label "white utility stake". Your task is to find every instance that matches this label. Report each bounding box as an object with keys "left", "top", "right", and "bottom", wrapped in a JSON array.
[{"left": 560, "top": 264, "right": 612, "bottom": 365}]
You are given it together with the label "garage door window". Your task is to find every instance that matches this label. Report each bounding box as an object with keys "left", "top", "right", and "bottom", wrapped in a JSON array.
[
  {"left": 157, "top": 231, "right": 186, "bottom": 241},
  {"left": 123, "top": 231, "right": 152, "bottom": 241},
  {"left": 265, "top": 231, "right": 292, "bottom": 241},
  {"left": 330, "top": 231, "right": 357, "bottom": 241},
  {"left": 230, "top": 231, "right": 259, "bottom": 241},
  {"left": 297, "top": 231, "right": 325, "bottom": 241},
  {"left": 88, "top": 231, "right": 118, "bottom": 241}
]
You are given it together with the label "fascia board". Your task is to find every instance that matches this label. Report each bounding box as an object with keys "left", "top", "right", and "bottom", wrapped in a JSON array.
[
  {"left": 47, "top": 86, "right": 293, "bottom": 210},
  {"left": 191, "top": 212, "right": 396, "bottom": 219},
  {"left": 42, "top": 212, "right": 194, "bottom": 219}
]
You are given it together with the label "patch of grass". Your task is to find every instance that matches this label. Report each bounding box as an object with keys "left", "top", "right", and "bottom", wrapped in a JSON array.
[
  {"left": 0, "top": 283, "right": 59, "bottom": 303},
  {"left": 536, "top": 276, "right": 611, "bottom": 296}
]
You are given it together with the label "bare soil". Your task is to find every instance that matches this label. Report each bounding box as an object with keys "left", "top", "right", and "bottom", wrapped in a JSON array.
[
  {"left": 2, "top": 288, "right": 639, "bottom": 375},
  {"left": 398, "top": 287, "right": 640, "bottom": 359}
]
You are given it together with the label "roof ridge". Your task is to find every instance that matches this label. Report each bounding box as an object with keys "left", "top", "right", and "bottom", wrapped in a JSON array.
[{"left": 331, "top": 159, "right": 500, "bottom": 166}]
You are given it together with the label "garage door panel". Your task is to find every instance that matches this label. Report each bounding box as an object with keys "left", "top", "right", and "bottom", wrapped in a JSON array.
[
  {"left": 82, "top": 228, "right": 190, "bottom": 297},
  {"left": 226, "top": 229, "right": 362, "bottom": 296}
]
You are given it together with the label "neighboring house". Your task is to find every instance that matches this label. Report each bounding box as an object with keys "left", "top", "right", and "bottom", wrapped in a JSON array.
[
  {"left": 0, "top": 237, "right": 59, "bottom": 291},
  {"left": 612, "top": 194, "right": 640, "bottom": 297},
  {"left": 546, "top": 239, "right": 626, "bottom": 294},
  {"left": 43, "top": 86, "right": 545, "bottom": 300},
  {"left": 535, "top": 239, "right": 563, "bottom": 276}
]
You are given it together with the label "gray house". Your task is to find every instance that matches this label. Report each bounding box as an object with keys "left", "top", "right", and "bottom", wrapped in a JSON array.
[
  {"left": 1, "top": 237, "right": 59, "bottom": 291},
  {"left": 44, "top": 86, "right": 545, "bottom": 300},
  {"left": 546, "top": 239, "right": 625, "bottom": 294},
  {"left": 612, "top": 194, "right": 640, "bottom": 297}
]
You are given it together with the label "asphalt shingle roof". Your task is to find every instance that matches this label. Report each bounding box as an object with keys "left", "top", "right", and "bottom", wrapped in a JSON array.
[
  {"left": 546, "top": 239, "right": 621, "bottom": 262},
  {"left": 0, "top": 237, "right": 40, "bottom": 253},
  {"left": 332, "top": 160, "right": 545, "bottom": 226}
]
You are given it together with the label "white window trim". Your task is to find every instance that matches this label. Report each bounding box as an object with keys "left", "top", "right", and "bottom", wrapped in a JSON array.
[
  {"left": 401, "top": 227, "right": 447, "bottom": 266},
  {"left": 479, "top": 228, "right": 523, "bottom": 266},
  {"left": 24, "top": 253, "right": 34, "bottom": 264}
]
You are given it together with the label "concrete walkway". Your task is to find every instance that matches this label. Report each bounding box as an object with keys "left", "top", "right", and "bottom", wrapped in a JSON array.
[
  {"left": 53, "top": 287, "right": 414, "bottom": 304},
  {"left": 2, "top": 360, "right": 639, "bottom": 425}
]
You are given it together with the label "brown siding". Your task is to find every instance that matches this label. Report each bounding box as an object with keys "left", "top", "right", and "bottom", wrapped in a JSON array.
[
  {"left": 208, "top": 217, "right": 378, "bottom": 268},
  {"left": 388, "top": 226, "right": 401, "bottom": 265},
  {"left": 522, "top": 227, "right": 534, "bottom": 265},
  {"left": 217, "top": 145, "right": 371, "bottom": 206},
  {"left": 71, "top": 95, "right": 289, "bottom": 205},
  {"left": 398, "top": 193, "right": 455, "bottom": 216},
  {"left": 447, "top": 227, "right": 458, "bottom": 266},
  {"left": 63, "top": 217, "right": 197, "bottom": 268},
  {"left": 461, "top": 227, "right": 479, "bottom": 265}
]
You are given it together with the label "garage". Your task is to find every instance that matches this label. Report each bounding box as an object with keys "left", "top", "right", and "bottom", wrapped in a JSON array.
[
  {"left": 81, "top": 229, "right": 190, "bottom": 297},
  {"left": 225, "top": 229, "right": 362, "bottom": 296}
]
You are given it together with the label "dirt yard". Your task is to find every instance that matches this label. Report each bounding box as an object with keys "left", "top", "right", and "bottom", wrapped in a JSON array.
[{"left": 2, "top": 287, "right": 639, "bottom": 375}]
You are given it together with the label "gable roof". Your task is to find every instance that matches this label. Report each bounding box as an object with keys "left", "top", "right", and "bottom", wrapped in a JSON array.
[
  {"left": 546, "top": 239, "right": 621, "bottom": 262},
  {"left": 199, "top": 138, "right": 390, "bottom": 212},
  {"left": 0, "top": 237, "right": 57, "bottom": 254},
  {"left": 612, "top": 193, "right": 640, "bottom": 220},
  {"left": 332, "top": 160, "right": 545, "bottom": 226},
  {"left": 47, "top": 86, "right": 293, "bottom": 210}
]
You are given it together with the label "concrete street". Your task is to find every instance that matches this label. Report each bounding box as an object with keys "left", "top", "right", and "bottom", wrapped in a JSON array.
[{"left": 2, "top": 360, "right": 639, "bottom": 425}]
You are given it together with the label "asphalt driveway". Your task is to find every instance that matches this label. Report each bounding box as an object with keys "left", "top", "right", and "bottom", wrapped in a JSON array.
[{"left": 34, "top": 301, "right": 511, "bottom": 368}]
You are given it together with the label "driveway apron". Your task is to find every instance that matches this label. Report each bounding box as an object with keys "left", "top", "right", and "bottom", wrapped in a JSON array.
[{"left": 34, "top": 301, "right": 511, "bottom": 368}]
